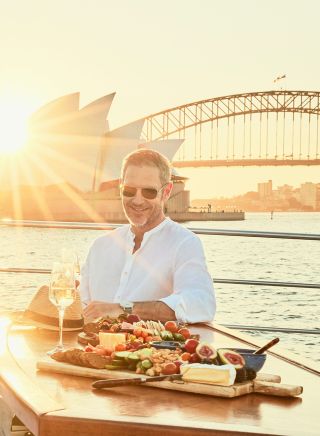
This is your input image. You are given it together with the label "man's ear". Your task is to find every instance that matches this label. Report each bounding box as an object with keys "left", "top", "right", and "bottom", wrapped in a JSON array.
[{"left": 163, "top": 182, "right": 173, "bottom": 201}]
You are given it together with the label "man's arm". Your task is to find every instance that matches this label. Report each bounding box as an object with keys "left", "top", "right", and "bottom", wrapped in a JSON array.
[
  {"left": 83, "top": 301, "right": 175, "bottom": 323},
  {"left": 133, "top": 301, "right": 175, "bottom": 322},
  {"left": 160, "top": 235, "right": 216, "bottom": 324}
]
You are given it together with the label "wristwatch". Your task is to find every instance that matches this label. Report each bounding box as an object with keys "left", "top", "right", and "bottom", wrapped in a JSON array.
[{"left": 119, "top": 301, "right": 134, "bottom": 314}]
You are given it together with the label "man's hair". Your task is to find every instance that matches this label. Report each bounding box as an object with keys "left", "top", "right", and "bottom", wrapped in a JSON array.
[{"left": 121, "top": 148, "right": 172, "bottom": 185}]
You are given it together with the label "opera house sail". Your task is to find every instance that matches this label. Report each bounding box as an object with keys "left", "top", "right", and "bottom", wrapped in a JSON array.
[{"left": 0, "top": 92, "right": 244, "bottom": 222}]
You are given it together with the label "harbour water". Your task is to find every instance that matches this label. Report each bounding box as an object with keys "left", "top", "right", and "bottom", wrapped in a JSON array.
[{"left": 0, "top": 212, "right": 319, "bottom": 365}]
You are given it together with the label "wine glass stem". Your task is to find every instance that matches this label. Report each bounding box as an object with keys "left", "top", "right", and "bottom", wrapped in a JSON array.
[{"left": 58, "top": 307, "right": 65, "bottom": 349}]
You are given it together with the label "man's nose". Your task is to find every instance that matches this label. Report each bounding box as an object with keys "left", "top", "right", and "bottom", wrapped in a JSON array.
[{"left": 131, "top": 189, "right": 144, "bottom": 203}]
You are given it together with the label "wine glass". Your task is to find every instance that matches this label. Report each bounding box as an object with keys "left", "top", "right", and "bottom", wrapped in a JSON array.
[
  {"left": 47, "top": 261, "right": 76, "bottom": 355},
  {"left": 61, "top": 248, "right": 81, "bottom": 286}
]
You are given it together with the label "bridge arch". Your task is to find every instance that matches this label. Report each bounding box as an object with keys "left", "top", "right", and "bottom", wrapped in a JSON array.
[
  {"left": 143, "top": 90, "right": 320, "bottom": 140},
  {"left": 141, "top": 90, "right": 320, "bottom": 166}
]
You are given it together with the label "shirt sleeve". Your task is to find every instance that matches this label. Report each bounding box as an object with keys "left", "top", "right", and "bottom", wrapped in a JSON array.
[
  {"left": 160, "top": 234, "right": 216, "bottom": 323},
  {"left": 79, "top": 249, "right": 91, "bottom": 307}
]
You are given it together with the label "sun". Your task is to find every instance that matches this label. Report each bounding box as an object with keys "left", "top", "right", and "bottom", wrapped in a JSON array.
[{"left": 0, "top": 100, "right": 30, "bottom": 155}]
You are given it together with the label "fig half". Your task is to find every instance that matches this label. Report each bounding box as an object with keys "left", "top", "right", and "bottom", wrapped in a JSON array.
[
  {"left": 196, "top": 342, "right": 217, "bottom": 361},
  {"left": 217, "top": 349, "right": 245, "bottom": 369}
]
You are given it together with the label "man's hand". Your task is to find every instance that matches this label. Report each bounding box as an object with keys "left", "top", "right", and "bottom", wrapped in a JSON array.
[{"left": 83, "top": 301, "right": 122, "bottom": 322}]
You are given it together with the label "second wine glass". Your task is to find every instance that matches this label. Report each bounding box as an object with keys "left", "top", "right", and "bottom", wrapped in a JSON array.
[{"left": 47, "top": 261, "right": 76, "bottom": 355}]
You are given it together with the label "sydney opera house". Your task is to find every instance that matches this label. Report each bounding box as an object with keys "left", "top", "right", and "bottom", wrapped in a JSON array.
[{"left": 0, "top": 92, "right": 192, "bottom": 222}]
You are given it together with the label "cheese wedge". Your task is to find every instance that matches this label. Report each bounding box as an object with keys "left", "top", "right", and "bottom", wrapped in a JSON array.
[
  {"left": 98, "top": 332, "right": 126, "bottom": 350},
  {"left": 180, "top": 363, "right": 236, "bottom": 386}
]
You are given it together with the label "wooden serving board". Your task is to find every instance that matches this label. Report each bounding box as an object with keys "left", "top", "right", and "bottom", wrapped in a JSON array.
[{"left": 36, "top": 360, "right": 302, "bottom": 398}]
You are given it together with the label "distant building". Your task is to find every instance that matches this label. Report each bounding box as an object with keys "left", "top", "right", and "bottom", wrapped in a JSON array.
[
  {"left": 276, "top": 184, "right": 294, "bottom": 200},
  {"left": 300, "top": 182, "right": 320, "bottom": 210},
  {"left": 258, "top": 180, "right": 272, "bottom": 198}
]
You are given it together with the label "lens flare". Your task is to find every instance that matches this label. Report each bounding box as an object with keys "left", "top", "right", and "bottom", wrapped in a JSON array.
[{"left": 0, "top": 101, "right": 29, "bottom": 155}]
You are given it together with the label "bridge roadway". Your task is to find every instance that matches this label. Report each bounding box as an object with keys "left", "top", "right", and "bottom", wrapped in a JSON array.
[{"left": 173, "top": 158, "right": 320, "bottom": 167}]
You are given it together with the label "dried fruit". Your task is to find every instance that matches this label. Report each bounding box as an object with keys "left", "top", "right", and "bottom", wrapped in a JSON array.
[
  {"left": 218, "top": 349, "right": 245, "bottom": 369},
  {"left": 162, "top": 362, "right": 178, "bottom": 375},
  {"left": 178, "top": 327, "right": 191, "bottom": 340},
  {"left": 133, "top": 328, "right": 142, "bottom": 337},
  {"left": 180, "top": 352, "right": 191, "bottom": 361},
  {"left": 196, "top": 342, "right": 217, "bottom": 361},
  {"left": 164, "top": 321, "right": 179, "bottom": 333},
  {"left": 174, "top": 360, "right": 183, "bottom": 373},
  {"left": 114, "top": 343, "right": 127, "bottom": 352}
]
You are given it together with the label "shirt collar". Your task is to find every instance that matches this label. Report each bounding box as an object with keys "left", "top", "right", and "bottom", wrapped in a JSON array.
[{"left": 128, "top": 217, "right": 170, "bottom": 242}]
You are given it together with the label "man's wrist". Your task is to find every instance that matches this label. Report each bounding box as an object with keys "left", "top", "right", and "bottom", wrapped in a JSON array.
[{"left": 132, "top": 301, "right": 175, "bottom": 322}]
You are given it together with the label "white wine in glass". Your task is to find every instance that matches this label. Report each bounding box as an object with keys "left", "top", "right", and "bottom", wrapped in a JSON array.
[{"left": 47, "top": 261, "right": 76, "bottom": 355}]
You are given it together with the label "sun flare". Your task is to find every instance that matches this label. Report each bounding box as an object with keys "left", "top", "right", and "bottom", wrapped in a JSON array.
[{"left": 0, "top": 100, "right": 30, "bottom": 155}]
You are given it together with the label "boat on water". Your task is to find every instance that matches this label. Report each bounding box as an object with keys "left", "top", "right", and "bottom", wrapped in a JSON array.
[{"left": 0, "top": 220, "right": 319, "bottom": 436}]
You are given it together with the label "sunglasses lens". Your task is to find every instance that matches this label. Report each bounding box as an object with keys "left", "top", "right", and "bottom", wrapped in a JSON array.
[
  {"left": 141, "top": 188, "right": 158, "bottom": 199},
  {"left": 122, "top": 186, "right": 136, "bottom": 197},
  {"left": 121, "top": 185, "right": 162, "bottom": 199}
]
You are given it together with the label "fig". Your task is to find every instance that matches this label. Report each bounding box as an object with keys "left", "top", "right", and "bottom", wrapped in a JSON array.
[
  {"left": 184, "top": 338, "right": 199, "bottom": 354},
  {"left": 189, "top": 352, "right": 201, "bottom": 363},
  {"left": 217, "top": 349, "right": 245, "bottom": 369},
  {"left": 126, "top": 314, "right": 140, "bottom": 324},
  {"left": 196, "top": 342, "right": 217, "bottom": 361}
]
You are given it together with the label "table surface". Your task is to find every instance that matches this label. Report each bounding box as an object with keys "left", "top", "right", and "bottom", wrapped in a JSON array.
[{"left": 0, "top": 322, "right": 319, "bottom": 436}]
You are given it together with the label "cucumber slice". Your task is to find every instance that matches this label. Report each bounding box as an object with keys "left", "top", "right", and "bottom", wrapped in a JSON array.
[
  {"left": 114, "top": 351, "right": 132, "bottom": 360},
  {"left": 138, "top": 348, "right": 153, "bottom": 358},
  {"left": 127, "top": 354, "right": 140, "bottom": 363}
]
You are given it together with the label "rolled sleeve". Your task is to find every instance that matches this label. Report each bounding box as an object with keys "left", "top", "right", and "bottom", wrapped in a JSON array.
[{"left": 161, "top": 235, "right": 216, "bottom": 323}]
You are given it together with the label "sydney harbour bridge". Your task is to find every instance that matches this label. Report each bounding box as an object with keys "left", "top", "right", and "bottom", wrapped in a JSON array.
[{"left": 141, "top": 90, "right": 320, "bottom": 168}]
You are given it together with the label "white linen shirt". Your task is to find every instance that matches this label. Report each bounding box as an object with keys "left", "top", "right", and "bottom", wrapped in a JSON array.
[{"left": 80, "top": 218, "right": 216, "bottom": 323}]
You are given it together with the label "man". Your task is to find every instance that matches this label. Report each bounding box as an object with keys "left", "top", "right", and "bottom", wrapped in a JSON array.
[{"left": 81, "top": 149, "right": 215, "bottom": 323}]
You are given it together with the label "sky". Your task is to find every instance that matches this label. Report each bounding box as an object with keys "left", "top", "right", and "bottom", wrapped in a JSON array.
[{"left": 0, "top": 0, "right": 320, "bottom": 198}]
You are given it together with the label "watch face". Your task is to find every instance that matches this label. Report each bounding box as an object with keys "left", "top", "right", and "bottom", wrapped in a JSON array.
[{"left": 120, "top": 301, "right": 133, "bottom": 312}]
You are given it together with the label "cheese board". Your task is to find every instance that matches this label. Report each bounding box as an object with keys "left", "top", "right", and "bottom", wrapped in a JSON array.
[{"left": 36, "top": 359, "right": 302, "bottom": 398}]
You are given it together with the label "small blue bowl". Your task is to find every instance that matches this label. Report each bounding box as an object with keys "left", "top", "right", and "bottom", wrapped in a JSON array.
[{"left": 233, "top": 348, "right": 266, "bottom": 372}]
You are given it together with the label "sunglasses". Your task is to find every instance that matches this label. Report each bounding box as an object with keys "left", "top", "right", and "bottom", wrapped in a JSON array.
[{"left": 121, "top": 183, "right": 168, "bottom": 200}]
